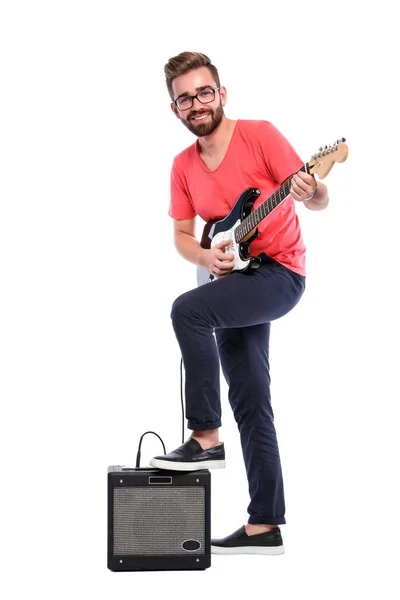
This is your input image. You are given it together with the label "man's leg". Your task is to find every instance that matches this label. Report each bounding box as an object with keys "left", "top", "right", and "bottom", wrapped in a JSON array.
[
  {"left": 216, "top": 323, "right": 284, "bottom": 532},
  {"left": 174, "top": 260, "right": 304, "bottom": 433},
  {"left": 150, "top": 259, "right": 305, "bottom": 471}
]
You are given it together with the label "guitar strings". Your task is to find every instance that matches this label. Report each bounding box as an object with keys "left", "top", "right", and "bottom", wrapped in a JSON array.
[{"left": 235, "top": 163, "right": 310, "bottom": 242}]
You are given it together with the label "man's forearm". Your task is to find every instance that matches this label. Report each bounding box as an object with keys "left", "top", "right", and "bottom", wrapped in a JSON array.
[
  {"left": 174, "top": 232, "right": 207, "bottom": 267},
  {"left": 303, "top": 181, "right": 329, "bottom": 211}
]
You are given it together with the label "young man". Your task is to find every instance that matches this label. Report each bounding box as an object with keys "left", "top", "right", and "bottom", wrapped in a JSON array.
[{"left": 150, "top": 52, "right": 329, "bottom": 555}]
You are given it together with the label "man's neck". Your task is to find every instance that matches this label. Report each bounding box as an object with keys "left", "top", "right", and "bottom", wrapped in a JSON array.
[{"left": 197, "top": 117, "right": 236, "bottom": 155}]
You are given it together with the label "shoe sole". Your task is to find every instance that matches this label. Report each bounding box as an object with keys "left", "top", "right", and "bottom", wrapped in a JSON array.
[
  {"left": 149, "top": 458, "right": 226, "bottom": 471},
  {"left": 211, "top": 544, "right": 285, "bottom": 555}
]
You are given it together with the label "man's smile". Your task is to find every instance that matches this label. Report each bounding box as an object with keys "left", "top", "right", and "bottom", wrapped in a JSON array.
[{"left": 191, "top": 112, "right": 211, "bottom": 121}]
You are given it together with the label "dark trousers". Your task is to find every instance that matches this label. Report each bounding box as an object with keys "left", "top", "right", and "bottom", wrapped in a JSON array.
[{"left": 170, "top": 256, "right": 306, "bottom": 525}]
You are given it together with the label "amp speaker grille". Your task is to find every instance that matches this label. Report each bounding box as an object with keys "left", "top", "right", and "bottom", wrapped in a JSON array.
[{"left": 113, "top": 486, "right": 205, "bottom": 556}]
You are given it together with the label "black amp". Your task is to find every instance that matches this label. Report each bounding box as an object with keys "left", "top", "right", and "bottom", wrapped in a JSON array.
[{"left": 107, "top": 466, "right": 211, "bottom": 571}]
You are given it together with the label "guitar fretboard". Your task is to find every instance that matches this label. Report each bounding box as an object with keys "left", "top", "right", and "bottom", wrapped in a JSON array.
[{"left": 235, "top": 163, "right": 311, "bottom": 242}]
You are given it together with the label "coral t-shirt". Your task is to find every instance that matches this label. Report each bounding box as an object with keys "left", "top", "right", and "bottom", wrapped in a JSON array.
[{"left": 168, "top": 119, "right": 306, "bottom": 276}]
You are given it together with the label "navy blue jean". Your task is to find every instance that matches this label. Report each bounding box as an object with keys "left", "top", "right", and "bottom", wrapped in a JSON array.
[{"left": 170, "top": 255, "right": 306, "bottom": 525}]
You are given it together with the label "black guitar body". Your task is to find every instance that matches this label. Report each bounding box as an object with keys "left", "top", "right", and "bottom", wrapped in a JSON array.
[{"left": 200, "top": 187, "right": 262, "bottom": 271}]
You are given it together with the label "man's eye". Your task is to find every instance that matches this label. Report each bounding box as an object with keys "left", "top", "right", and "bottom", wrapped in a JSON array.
[
  {"left": 199, "top": 89, "right": 213, "bottom": 98},
  {"left": 179, "top": 97, "right": 191, "bottom": 106}
]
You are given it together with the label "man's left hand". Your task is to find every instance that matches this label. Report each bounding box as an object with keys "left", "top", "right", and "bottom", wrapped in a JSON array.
[{"left": 290, "top": 171, "right": 317, "bottom": 202}]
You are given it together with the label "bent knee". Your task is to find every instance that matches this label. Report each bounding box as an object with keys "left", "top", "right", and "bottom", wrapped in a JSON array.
[{"left": 170, "top": 293, "right": 191, "bottom": 325}]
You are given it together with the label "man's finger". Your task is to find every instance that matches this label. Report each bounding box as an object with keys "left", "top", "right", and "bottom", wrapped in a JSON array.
[
  {"left": 292, "top": 177, "right": 311, "bottom": 196},
  {"left": 297, "top": 170, "right": 315, "bottom": 185},
  {"left": 216, "top": 258, "right": 235, "bottom": 269},
  {"left": 216, "top": 252, "right": 234, "bottom": 261},
  {"left": 215, "top": 239, "right": 232, "bottom": 249},
  {"left": 290, "top": 186, "right": 302, "bottom": 202}
]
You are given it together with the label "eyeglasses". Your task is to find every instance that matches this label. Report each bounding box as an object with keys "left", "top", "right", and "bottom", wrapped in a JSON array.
[{"left": 173, "top": 86, "right": 221, "bottom": 111}]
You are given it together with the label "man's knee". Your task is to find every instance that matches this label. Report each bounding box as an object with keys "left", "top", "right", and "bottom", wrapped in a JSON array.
[
  {"left": 171, "top": 292, "right": 191, "bottom": 327},
  {"left": 171, "top": 291, "right": 209, "bottom": 330}
]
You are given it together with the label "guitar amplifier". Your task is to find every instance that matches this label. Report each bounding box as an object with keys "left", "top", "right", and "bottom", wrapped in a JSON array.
[{"left": 107, "top": 465, "right": 211, "bottom": 571}]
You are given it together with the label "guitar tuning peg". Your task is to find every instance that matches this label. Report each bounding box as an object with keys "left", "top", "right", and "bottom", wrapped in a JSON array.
[{"left": 342, "top": 137, "right": 346, "bottom": 142}]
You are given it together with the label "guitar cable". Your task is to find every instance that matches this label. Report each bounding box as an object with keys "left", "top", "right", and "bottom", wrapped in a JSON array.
[{"left": 135, "top": 357, "right": 186, "bottom": 467}]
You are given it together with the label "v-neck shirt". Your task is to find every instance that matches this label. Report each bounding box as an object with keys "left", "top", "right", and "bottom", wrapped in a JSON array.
[{"left": 169, "top": 119, "right": 306, "bottom": 276}]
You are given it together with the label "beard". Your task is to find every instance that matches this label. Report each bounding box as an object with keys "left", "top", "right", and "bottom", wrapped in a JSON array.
[{"left": 182, "top": 103, "right": 224, "bottom": 137}]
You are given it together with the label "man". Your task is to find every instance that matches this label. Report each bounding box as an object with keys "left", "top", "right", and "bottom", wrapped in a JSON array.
[{"left": 149, "top": 52, "right": 329, "bottom": 555}]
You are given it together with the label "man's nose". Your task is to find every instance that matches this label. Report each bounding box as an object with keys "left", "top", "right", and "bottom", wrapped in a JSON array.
[{"left": 192, "top": 96, "right": 204, "bottom": 109}]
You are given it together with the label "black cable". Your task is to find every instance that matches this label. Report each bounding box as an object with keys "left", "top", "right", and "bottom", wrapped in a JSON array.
[
  {"left": 136, "top": 431, "right": 166, "bottom": 468},
  {"left": 136, "top": 359, "right": 186, "bottom": 468},
  {"left": 180, "top": 357, "right": 185, "bottom": 444}
]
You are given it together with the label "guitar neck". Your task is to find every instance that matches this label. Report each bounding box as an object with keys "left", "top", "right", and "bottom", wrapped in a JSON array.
[{"left": 235, "top": 163, "right": 311, "bottom": 243}]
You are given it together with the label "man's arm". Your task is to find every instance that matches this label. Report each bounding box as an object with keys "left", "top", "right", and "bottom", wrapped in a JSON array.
[
  {"left": 290, "top": 171, "right": 329, "bottom": 211},
  {"left": 173, "top": 218, "right": 206, "bottom": 267},
  {"left": 303, "top": 181, "right": 329, "bottom": 211},
  {"left": 173, "top": 218, "right": 235, "bottom": 278},
  {"left": 257, "top": 122, "right": 329, "bottom": 212}
]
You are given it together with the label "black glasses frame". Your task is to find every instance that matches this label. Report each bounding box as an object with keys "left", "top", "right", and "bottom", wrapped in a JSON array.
[{"left": 173, "top": 86, "right": 221, "bottom": 111}]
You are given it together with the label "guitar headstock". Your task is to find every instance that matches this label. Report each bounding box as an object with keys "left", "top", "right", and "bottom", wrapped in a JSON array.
[{"left": 309, "top": 138, "right": 348, "bottom": 179}]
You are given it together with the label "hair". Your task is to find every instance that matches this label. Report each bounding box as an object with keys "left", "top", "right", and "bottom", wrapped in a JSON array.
[{"left": 164, "top": 51, "right": 221, "bottom": 100}]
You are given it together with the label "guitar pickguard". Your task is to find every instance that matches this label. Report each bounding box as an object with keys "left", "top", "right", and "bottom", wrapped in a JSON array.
[
  {"left": 210, "top": 220, "right": 250, "bottom": 272},
  {"left": 196, "top": 220, "right": 254, "bottom": 286},
  {"left": 196, "top": 187, "right": 261, "bottom": 286}
]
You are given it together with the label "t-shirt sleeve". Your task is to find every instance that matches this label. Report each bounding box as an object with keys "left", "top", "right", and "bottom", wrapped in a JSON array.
[
  {"left": 168, "top": 157, "right": 197, "bottom": 220},
  {"left": 258, "top": 121, "right": 304, "bottom": 185}
]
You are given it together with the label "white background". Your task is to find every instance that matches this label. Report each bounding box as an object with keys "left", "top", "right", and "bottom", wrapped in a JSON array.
[{"left": 1, "top": 0, "right": 399, "bottom": 598}]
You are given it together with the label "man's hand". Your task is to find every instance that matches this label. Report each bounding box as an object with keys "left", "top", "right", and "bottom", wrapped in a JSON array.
[
  {"left": 202, "top": 239, "right": 235, "bottom": 279},
  {"left": 290, "top": 171, "right": 317, "bottom": 202}
]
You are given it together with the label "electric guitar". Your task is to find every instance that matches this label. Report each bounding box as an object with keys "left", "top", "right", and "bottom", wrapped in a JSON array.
[{"left": 196, "top": 138, "right": 348, "bottom": 286}]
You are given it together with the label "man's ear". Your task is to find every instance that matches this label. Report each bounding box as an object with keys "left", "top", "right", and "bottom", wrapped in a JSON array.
[
  {"left": 219, "top": 86, "right": 227, "bottom": 107},
  {"left": 171, "top": 103, "right": 181, "bottom": 119}
]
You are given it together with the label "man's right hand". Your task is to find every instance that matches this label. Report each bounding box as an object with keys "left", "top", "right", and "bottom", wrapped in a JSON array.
[{"left": 201, "top": 240, "right": 235, "bottom": 279}]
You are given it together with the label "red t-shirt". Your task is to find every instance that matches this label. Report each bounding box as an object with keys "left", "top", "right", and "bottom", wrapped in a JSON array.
[{"left": 169, "top": 119, "right": 306, "bottom": 276}]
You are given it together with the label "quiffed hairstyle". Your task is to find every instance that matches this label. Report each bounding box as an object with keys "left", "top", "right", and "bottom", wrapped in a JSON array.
[{"left": 164, "top": 51, "right": 221, "bottom": 100}]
